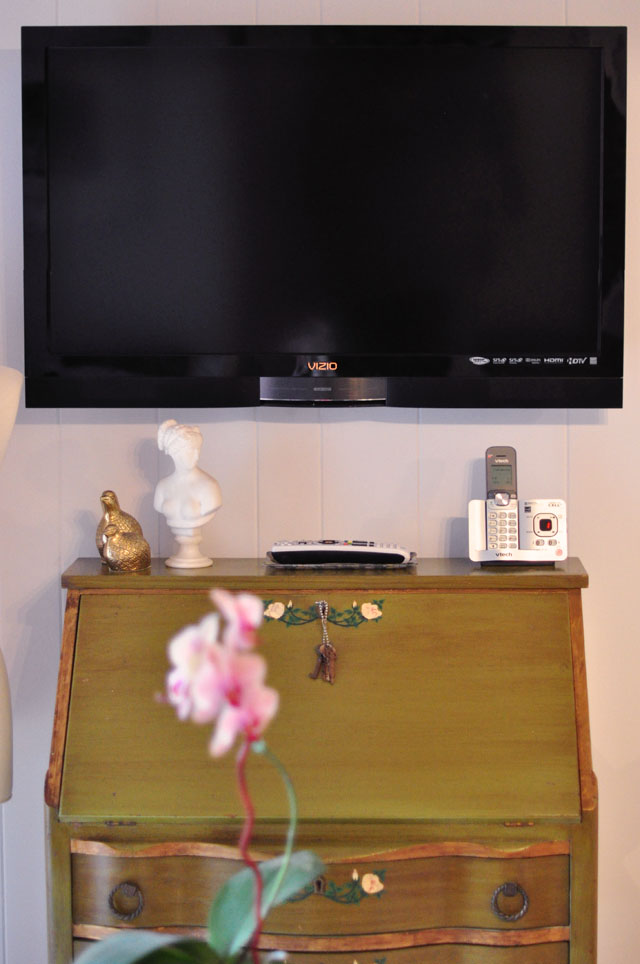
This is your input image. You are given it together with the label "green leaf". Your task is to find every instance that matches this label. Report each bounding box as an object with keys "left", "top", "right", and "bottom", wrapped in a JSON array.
[
  {"left": 74, "top": 932, "right": 223, "bottom": 964},
  {"left": 207, "top": 850, "right": 324, "bottom": 958}
]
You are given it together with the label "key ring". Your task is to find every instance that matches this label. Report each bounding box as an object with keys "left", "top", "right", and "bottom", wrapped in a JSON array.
[
  {"left": 309, "top": 600, "right": 336, "bottom": 684},
  {"left": 317, "top": 599, "right": 330, "bottom": 643}
]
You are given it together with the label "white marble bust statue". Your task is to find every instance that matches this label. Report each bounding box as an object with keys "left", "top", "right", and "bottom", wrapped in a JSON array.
[{"left": 154, "top": 419, "right": 222, "bottom": 567}]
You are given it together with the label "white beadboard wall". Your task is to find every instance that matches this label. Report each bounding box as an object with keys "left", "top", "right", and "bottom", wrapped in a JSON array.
[{"left": 0, "top": 1, "right": 637, "bottom": 962}]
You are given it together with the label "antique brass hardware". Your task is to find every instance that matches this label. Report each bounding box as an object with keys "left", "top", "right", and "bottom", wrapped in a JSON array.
[
  {"left": 490, "top": 880, "right": 529, "bottom": 921},
  {"left": 108, "top": 880, "right": 144, "bottom": 921}
]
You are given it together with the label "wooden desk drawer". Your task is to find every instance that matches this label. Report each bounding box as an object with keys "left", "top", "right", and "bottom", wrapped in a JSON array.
[
  {"left": 73, "top": 941, "right": 568, "bottom": 964},
  {"left": 273, "top": 948, "right": 569, "bottom": 964},
  {"left": 73, "top": 942, "right": 569, "bottom": 963},
  {"left": 71, "top": 841, "right": 570, "bottom": 936}
]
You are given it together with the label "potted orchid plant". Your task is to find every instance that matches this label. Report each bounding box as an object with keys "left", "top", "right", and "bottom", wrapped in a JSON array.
[{"left": 76, "top": 590, "right": 324, "bottom": 964}]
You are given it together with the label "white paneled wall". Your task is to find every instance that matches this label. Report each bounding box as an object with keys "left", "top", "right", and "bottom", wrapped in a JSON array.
[
  {"left": 0, "top": 2, "right": 638, "bottom": 963},
  {"left": 419, "top": 0, "right": 566, "bottom": 25}
]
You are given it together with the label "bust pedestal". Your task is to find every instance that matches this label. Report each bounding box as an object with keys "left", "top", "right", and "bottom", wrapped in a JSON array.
[{"left": 164, "top": 525, "right": 212, "bottom": 569}]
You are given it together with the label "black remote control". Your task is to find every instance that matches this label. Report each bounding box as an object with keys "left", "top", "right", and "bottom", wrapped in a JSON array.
[{"left": 267, "top": 540, "right": 414, "bottom": 567}]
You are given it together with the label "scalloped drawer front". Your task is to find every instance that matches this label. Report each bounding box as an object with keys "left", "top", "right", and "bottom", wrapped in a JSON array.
[
  {"left": 71, "top": 843, "right": 569, "bottom": 936},
  {"left": 73, "top": 940, "right": 569, "bottom": 963},
  {"left": 263, "top": 948, "right": 569, "bottom": 964}
]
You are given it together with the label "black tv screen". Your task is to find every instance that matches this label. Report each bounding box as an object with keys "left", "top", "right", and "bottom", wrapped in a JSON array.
[{"left": 21, "top": 25, "right": 626, "bottom": 408}]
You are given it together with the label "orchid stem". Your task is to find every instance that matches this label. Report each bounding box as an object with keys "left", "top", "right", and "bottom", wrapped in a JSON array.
[
  {"left": 236, "top": 737, "right": 299, "bottom": 964},
  {"left": 251, "top": 740, "right": 298, "bottom": 916},
  {"left": 236, "top": 738, "right": 262, "bottom": 964}
]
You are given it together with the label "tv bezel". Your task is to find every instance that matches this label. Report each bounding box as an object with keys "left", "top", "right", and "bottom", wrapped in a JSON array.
[{"left": 21, "top": 24, "right": 627, "bottom": 408}]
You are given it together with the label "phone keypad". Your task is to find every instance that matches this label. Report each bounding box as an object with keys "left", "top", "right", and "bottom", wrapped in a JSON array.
[{"left": 487, "top": 502, "right": 518, "bottom": 550}]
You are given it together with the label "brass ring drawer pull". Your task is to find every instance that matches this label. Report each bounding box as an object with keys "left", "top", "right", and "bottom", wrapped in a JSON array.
[
  {"left": 108, "top": 880, "right": 144, "bottom": 921},
  {"left": 491, "top": 881, "right": 529, "bottom": 921}
]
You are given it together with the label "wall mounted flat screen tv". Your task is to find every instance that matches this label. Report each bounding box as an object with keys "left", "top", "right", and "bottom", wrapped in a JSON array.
[{"left": 21, "top": 25, "right": 626, "bottom": 408}]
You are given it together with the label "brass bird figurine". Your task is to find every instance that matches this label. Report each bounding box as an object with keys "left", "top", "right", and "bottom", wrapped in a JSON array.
[
  {"left": 96, "top": 490, "right": 144, "bottom": 560},
  {"left": 101, "top": 524, "right": 151, "bottom": 573}
]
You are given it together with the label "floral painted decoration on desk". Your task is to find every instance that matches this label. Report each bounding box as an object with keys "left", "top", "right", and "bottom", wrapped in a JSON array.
[
  {"left": 76, "top": 589, "right": 323, "bottom": 964},
  {"left": 291, "top": 867, "right": 386, "bottom": 905},
  {"left": 264, "top": 598, "right": 384, "bottom": 626}
]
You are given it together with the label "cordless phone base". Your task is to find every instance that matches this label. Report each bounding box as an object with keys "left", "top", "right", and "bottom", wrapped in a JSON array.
[{"left": 468, "top": 498, "right": 567, "bottom": 565}]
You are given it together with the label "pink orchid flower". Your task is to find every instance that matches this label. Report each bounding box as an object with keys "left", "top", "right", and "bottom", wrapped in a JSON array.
[
  {"left": 166, "top": 599, "right": 278, "bottom": 757},
  {"left": 192, "top": 646, "right": 278, "bottom": 756},
  {"left": 166, "top": 613, "right": 220, "bottom": 720},
  {"left": 211, "top": 588, "right": 264, "bottom": 650}
]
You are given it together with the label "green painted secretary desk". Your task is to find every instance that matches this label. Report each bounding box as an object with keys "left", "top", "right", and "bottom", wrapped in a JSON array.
[{"left": 46, "top": 558, "right": 597, "bottom": 963}]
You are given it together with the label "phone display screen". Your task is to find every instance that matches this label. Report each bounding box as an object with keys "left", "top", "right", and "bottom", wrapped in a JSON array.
[{"left": 488, "top": 463, "right": 514, "bottom": 489}]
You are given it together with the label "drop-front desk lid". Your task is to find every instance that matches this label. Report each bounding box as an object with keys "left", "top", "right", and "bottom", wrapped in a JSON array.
[{"left": 57, "top": 558, "right": 587, "bottom": 825}]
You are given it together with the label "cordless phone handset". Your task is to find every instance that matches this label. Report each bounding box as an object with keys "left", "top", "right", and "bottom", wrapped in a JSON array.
[
  {"left": 484, "top": 446, "right": 519, "bottom": 553},
  {"left": 485, "top": 446, "right": 517, "bottom": 505}
]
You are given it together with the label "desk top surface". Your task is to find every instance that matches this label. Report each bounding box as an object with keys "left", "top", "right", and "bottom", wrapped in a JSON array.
[{"left": 62, "top": 556, "right": 588, "bottom": 591}]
